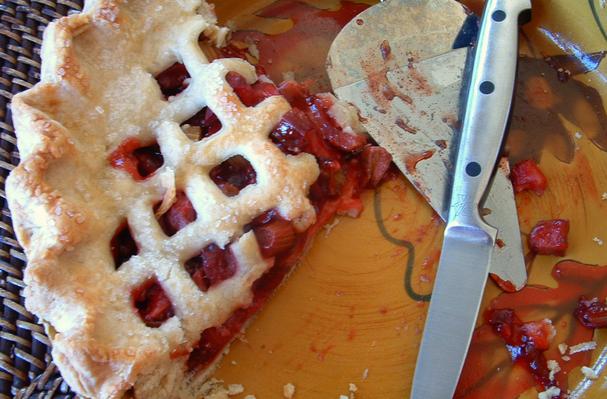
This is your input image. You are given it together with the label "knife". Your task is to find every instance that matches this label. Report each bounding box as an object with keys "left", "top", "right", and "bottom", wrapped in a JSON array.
[
  {"left": 410, "top": 0, "right": 532, "bottom": 397},
  {"left": 327, "top": 0, "right": 528, "bottom": 291}
]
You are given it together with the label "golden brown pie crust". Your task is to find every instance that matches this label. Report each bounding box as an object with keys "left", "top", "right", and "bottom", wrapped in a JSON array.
[{"left": 7, "top": 1, "right": 322, "bottom": 397}]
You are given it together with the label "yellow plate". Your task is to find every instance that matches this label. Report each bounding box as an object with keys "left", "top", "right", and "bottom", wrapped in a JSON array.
[{"left": 209, "top": 1, "right": 607, "bottom": 397}]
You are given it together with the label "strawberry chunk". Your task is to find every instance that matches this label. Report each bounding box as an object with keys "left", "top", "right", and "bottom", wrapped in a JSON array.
[
  {"left": 226, "top": 71, "right": 279, "bottom": 107},
  {"left": 269, "top": 109, "right": 312, "bottom": 155},
  {"left": 276, "top": 80, "right": 368, "bottom": 154},
  {"left": 185, "top": 244, "right": 238, "bottom": 292},
  {"left": 361, "top": 146, "right": 392, "bottom": 188},
  {"left": 528, "top": 219, "right": 570, "bottom": 256},
  {"left": 575, "top": 296, "right": 607, "bottom": 328},
  {"left": 156, "top": 62, "right": 190, "bottom": 97},
  {"left": 209, "top": 155, "right": 257, "bottom": 197},
  {"left": 511, "top": 159, "right": 548, "bottom": 195},
  {"left": 182, "top": 107, "right": 222, "bottom": 140},
  {"left": 187, "top": 308, "right": 249, "bottom": 371},
  {"left": 109, "top": 138, "right": 164, "bottom": 181},
  {"left": 132, "top": 278, "right": 175, "bottom": 328},
  {"left": 158, "top": 191, "right": 197, "bottom": 236},
  {"left": 486, "top": 309, "right": 559, "bottom": 394},
  {"left": 110, "top": 222, "right": 138, "bottom": 268},
  {"left": 307, "top": 96, "right": 367, "bottom": 153},
  {"left": 133, "top": 144, "right": 163, "bottom": 178},
  {"left": 254, "top": 218, "right": 297, "bottom": 258}
]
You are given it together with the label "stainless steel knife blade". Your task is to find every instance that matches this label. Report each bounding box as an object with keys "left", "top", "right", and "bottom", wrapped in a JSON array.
[
  {"left": 411, "top": 228, "right": 494, "bottom": 398},
  {"left": 327, "top": 0, "right": 527, "bottom": 291},
  {"left": 411, "top": 0, "right": 532, "bottom": 397}
]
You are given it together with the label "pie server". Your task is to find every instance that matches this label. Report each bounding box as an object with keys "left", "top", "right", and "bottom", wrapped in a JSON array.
[{"left": 327, "top": 0, "right": 528, "bottom": 291}]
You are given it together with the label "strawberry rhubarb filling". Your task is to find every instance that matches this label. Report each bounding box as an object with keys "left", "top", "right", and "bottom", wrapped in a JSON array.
[{"left": 108, "top": 64, "right": 392, "bottom": 370}]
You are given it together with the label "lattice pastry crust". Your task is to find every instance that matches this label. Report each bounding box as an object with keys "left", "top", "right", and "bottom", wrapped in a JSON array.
[{"left": 7, "top": 1, "right": 322, "bottom": 398}]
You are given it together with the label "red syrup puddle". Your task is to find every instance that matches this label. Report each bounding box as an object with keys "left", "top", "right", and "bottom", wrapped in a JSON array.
[
  {"left": 457, "top": 260, "right": 607, "bottom": 398},
  {"left": 222, "top": 0, "right": 371, "bottom": 91}
]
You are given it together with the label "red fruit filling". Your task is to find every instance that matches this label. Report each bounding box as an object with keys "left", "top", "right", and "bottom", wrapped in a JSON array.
[
  {"left": 113, "top": 59, "right": 392, "bottom": 367},
  {"left": 157, "top": 191, "right": 197, "bottom": 236},
  {"left": 575, "top": 296, "right": 607, "bottom": 328},
  {"left": 361, "top": 146, "right": 393, "bottom": 188},
  {"left": 511, "top": 159, "right": 547, "bottom": 195},
  {"left": 226, "top": 71, "right": 279, "bottom": 107},
  {"left": 253, "top": 214, "right": 297, "bottom": 258},
  {"left": 105, "top": 3, "right": 396, "bottom": 371},
  {"left": 486, "top": 309, "right": 561, "bottom": 396},
  {"left": 110, "top": 221, "right": 138, "bottom": 268},
  {"left": 184, "top": 78, "right": 392, "bottom": 370},
  {"left": 185, "top": 244, "right": 238, "bottom": 292},
  {"left": 132, "top": 277, "right": 175, "bottom": 328},
  {"left": 209, "top": 155, "right": 257, "bottom": 197},
  {"left": 156, "top": 62, "right": 190, "bottom": 97},
  {"left": 528, "top": 219, "right": 570, "bottom": 256},
  {"left": 459, "top": 261, "right": 607, "bottom": 398},
  {"left": 182, "top": 107, "right": 223, "bottom": 140},
  {"left": 273, "top": 81, "right": 367, "bottom": 155},
  {"left": 109, "top": 138, "right": 164, "bottom": 181}
]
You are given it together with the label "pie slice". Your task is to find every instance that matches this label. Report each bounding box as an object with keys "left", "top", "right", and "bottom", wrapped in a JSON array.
[{"left": 6, "top": 1, "right": 391, "bottom": 398}]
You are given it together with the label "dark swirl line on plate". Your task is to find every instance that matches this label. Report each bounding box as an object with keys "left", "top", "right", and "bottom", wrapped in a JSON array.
[
  {"left": 588, "top": 0, "right": 607, "bottom": 42},
  {"left": 373, "top": 188, "right": 431, "bottom": 302}
]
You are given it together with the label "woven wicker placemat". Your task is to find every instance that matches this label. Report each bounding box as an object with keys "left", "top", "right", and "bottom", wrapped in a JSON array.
[{"left": 0, "top": 1, "right": 83, "bottom": 398}]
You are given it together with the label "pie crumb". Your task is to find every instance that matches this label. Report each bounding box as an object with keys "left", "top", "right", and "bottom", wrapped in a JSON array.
[
  {"left": 339, "top": 396, "right": 349, "bottom": 399},
  {"left": 558, "top": 343, "right": 568, "bottom": 355},
  {"left": 236, "top": 333, "right": 249, "bottom": 343},
  {"left": 562, "top": 355, "right": 571, "bottom": 362},
  {"left": 602, "top": 192, "right": 607, "bottom": 201},
  {"left": 362, "top": 368, "right": 369, "bottom": 380},
  {"left": 283, "top": 383, "right": 296, "bottom": 398},
  {"left": 200, "top": 380, "right": 246, "bottom": 399},
  {"left": 582, "top": 366, "right": 599, "bottom": 380},
  {"left": 323, "top": 217, "right": 341, "bottom": 237},
  {"left": 569, "top": 341, "right": 597, "bottom": 355},
  {"left": 538, "top": 386, "right": 560, "bottom": 399},
  {"left": 349, "top": 383, "right": 358, "bottom": 393},
  {"left": 244, "top": 396, "right": 257, "bottom": 399},
  {"left": 593, "top": 237, "right": 604, "bottom": 246},
  {"left": 547, "top": 360, "right": 560, "bottom": 381},
  {"left": 227, "top": 384, "right": 244, "bottom": 395}
]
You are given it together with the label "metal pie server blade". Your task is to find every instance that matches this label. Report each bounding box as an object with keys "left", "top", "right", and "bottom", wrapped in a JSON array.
[
  {"left": 327, "top": 0, "right": 528, "bottom": 290},
  {"left": 412, "top": 0, "right": 532, "bottom": 397}
]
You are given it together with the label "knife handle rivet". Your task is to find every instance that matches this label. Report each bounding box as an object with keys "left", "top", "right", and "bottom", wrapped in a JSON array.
[
  {"left": 466, "top": 162, "right": 482, "bottom": 177},
  {"left": 492, "top": 10, "right": 506, "bottom": 22},
  {"left": 479, "top": 81, "right": 495, "bottom": 94}
]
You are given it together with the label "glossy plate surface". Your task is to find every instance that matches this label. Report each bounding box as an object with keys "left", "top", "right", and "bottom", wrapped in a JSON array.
[{"left": 208, "top": 1, "right": 607, "bottom": 397}]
